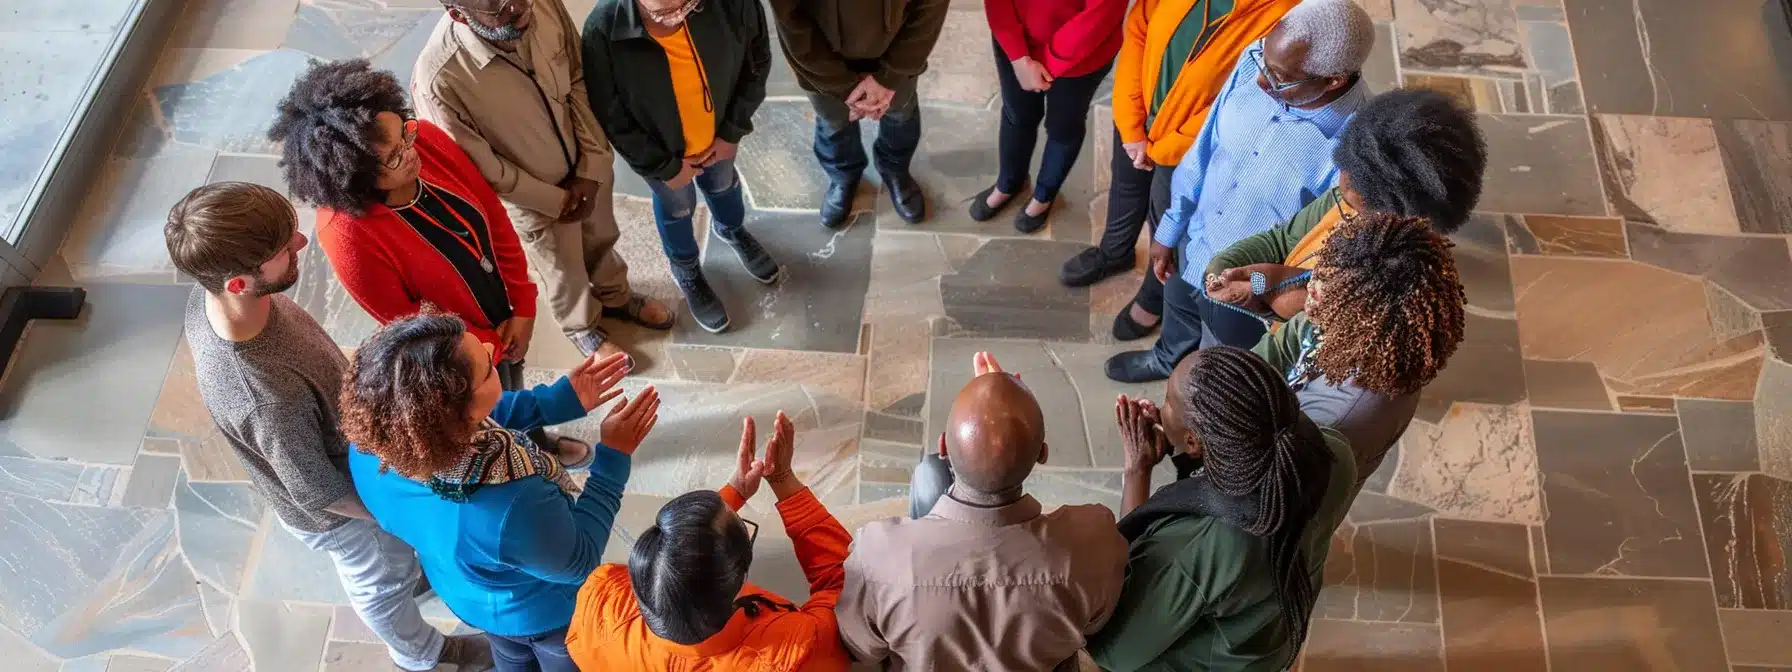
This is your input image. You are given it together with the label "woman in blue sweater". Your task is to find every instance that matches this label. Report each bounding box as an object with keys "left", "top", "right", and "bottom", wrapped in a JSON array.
[{"left": 341, "top": 311, "right": 659, "bottom": 672}]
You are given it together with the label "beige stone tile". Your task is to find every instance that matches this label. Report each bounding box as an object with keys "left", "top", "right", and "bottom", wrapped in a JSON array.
[
  {"left": 1594, "top": 115, "right": 1741, "bottom": 234},
  {"left": 1507, "top": 215, "right": 1627, "bottom": 258},
  {"left": 918, "top": 8, "right": 1000, "bottom": 108},
  {"left": 1389, "top": 403, "right": 1542, "bottom": 525},
  {"left": 1355, "top": 0, "right": 1396, "bottom": 22},
  {"left": 1707, "top": 280, "right": 1764, "bottom": 342},
  {"left": 731, "top": 349, "right": 867, "bottom": 405},
  {"left": 1614, "top": 395, "right": 1677, "bottom": 414},
  {"left": 1405, "top": 74, "right": 1504, "bottom": 112},
  {"left": 236, "top": 599, "right": 331, "bottom": 672},
  {"left": 171, "top": 0, "right": 300, "bottom": 50},
  {"left": 1302, "top": 619, "right": 1445, "bottom": 671},
  {"left": 1720, "top": 609, "right": 1792, "bottom": 667},
  {"left": 319, "top": 641, "right": 388, "bottom": 672},
  {"left": 1512, "top": 257, "right": 1764, "bottom": 399},
  {"left": 663, "top": 345, "right": 739, "bottom": 382},
  {"left": 105, "top": 655, "right": 174, "bottom": 672}
]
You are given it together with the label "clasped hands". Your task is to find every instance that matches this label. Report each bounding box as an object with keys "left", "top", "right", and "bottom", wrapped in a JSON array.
[
  {"left": 1204, "top": 263, "right": 1310, "bottom": 319},
  {"left": 845, "top": 74, "right": 897, "bottom": 122}
]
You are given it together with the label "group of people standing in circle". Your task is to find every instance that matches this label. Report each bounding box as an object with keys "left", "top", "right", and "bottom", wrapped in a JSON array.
[{"left": 160, "top": 0, "right": 1490, "bottom": 669}]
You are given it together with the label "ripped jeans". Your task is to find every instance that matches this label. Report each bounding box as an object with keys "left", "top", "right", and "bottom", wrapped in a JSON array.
[{"left": 645, "top": 156, "right": 748, "bottom": 264}]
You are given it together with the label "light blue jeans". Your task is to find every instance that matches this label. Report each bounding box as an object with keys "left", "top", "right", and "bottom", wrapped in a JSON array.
[{"left": 287, "top": 518, "right": 444, "bottom": 671}]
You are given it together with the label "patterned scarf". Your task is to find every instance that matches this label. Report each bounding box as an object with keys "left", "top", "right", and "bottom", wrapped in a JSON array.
[{"left": 425, "top": 419, "right": 579, "bottom": 502}]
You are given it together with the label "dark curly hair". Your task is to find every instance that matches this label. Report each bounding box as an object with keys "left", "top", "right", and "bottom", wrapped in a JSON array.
[
  {"left": 1307, "top": 211, "right": 1466, "bottom": 396},
  {"left": 1334, "top": 88, "right": 1486, "bottom": 233},
  {"left": 1177, "top": 345, "right": 1334, "bottom": 649},
  {"left": 269, "top": 58, "right": 412, "bottom": 216},
  {"left": 340, "top": 310, "right": 479, "bottom": 479}
]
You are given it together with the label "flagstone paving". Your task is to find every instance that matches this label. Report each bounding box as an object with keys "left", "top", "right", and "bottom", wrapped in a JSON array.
[{"left": 3, "top": 0, "right": 1790, "bottom": 669}]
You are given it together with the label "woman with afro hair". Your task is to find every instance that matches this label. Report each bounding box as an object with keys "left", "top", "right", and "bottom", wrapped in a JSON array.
[
  {"left": 1200, "top": 88, "right": 1482, "bottom": 485},
  {"left": 270, "top": 58, "right": 592, "bottom": 467}
]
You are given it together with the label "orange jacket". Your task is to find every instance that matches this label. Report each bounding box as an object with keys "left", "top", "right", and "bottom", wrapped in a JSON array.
[
  {"left": 565, "top": 485, "right": 855, "bottom": 671},
  {"left": 1111, "top": 0, "right": 1298, "bottom": 165}
]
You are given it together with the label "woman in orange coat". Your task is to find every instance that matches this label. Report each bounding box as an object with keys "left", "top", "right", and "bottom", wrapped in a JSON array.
[{"left": 565, "top": 412, "right": 853, "bottom": 671}]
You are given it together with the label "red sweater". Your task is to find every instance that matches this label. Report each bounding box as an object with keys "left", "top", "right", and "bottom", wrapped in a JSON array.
[
  {"left": 316, "top": 120, "right": 538, "bottom": 357},
  {"left": 987, "top": 0, "right": 1128, "bottom": 78}
]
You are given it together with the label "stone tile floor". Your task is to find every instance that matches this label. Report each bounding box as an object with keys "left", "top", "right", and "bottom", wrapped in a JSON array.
[{"left": 3, "top": 0, "right": 1791, "bottom": 670}]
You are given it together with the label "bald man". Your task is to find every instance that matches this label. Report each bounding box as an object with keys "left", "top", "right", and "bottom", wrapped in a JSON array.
[{"left": 836, "top": 352, "right": 1129, "bottom": 672}]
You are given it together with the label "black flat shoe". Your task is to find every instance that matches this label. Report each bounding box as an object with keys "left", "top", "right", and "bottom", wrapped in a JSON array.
[
  {"left": 968, "top": 184, "right": 1019, "bottom": 222},
  {"left": 1105, "top": 350, "right": 1170, "bottom": 383},
  {"left": 1112, "top": 301, "right": 1160, "bottom": 341},
  {"left": 1060, "top": 246, "right": 1134, "bottom": 287},
  {"left": 1014, "top": 200, "right": 1052, "bottom": 234},
  {"left": 822, "top": 177, "right": 859, "bottom": 230}
]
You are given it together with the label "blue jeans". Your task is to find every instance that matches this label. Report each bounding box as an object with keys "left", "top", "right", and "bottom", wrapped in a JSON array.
[
  {"left": 808, "top": 82, "right": 923, "bottom": 184},
  {"left": 486, "top": 625, "right": 576, "bottom": 672},
  {"left": 1150, "top": 272, "right": 1269, "bottom": 373},
  {"left": 646, "top": 157, "right": 748, "bottom": 264}
]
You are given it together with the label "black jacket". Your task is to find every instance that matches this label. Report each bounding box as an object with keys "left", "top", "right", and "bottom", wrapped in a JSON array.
[{"left": 581, "top": 0, "right": 771, "bottom": 182}]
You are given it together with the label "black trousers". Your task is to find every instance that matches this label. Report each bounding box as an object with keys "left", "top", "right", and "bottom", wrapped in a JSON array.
[
  {"left": 991, "top": 40, "right": 1114, "bottom": 203},
  {"left": 1095, "top": 128, "right": 1176, "bottom": 315}
]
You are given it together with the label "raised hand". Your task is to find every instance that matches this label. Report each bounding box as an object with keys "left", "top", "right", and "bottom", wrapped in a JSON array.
[
  {"left": 762, "top": 411, "right": 797, "bottom": 484},
  {"left": 599, "top": 386, "right": 659, "bottom": 455},
  {"left": 973, "top": 351, "right": 1007, "bottom": 377},
  {"left": 569, "top": 351, "right": 632, "bottom": 412},
  {"left": 729, "top": 416, "right": 772, "bottom": 500},
  {"left": 1117, "top": 394, "right": 1169, "bottom": 474}
]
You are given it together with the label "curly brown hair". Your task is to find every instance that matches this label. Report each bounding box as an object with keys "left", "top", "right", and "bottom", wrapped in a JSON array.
[
  {"left": 1306, "top": 211, "right": 1466, "bottom": 396},
  {"left": 340, "top": 311, "right": 480, "bottom": 479}
]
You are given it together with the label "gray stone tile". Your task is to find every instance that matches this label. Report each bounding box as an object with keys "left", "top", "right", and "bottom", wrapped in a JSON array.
[
  {"left": 196, "top": 583, "right": 230, "bottom": 638},
  {"left": 1546, "top": 80, "right": 1584, "bottom": 115},
  {"left": 1766, "top": 311, "right": 1792, "bottom": 363},
  {"left": 1435, "top": 518, "right": 1534, "bottom": 576},
  {"left": 1476, "top": 114, "right": 1606, "bottom": 216},
  {"left": 104, "top": 655, "right": 173, "bottom": 672},
  {"left": 120, "top": 453, "right": 183, "bottom": 508},
  {"left": 1317, "top": 517, "right": 1441, "bottom": 623},
  {"left": 1302, "top": 619, "right": 1445, "bottom": 671},
  {"left": 1396, "top": 0, "right": 1527, "bottom": 72},
  {"left": 175, "top": 473, "right": 263, "bottom": 594},
  {"left": 925, "top": 339, "right": 1092, "bottom": 468},
  {"left": 61, "top": 142, "right": 217, "bottom": 282},
  {"left": 735, "top": 99, "right": 878, "bottom": 212},
  {"left": 1365, "top": 23, "right": 1400, "bottom": 96},
  {"left": 1533, "top": 410, "right": 1708, "bottom": 578},
  {"left": 155, "top": 49, "right": 314, "bottom": 155},
  {"left": 661, "top": 345, "right": 737, "bottom": 383},
  {"left": 1714, "top": 119, "right": 1792, "bottom": 235},
  {"left": 1028, "top": 469, "right": 1123, "bottom": 515},
  {"left": 244, "top": 522, "right": 349, "bottom": 605},
  {"left": 1516, "top": 5, "right": 1565, "bottom": 20},
  {"left": 1453, "top": 214, "right": 1515, "bottom": 315},
  {"left": 863, "top": 410, "right": 923, "bottom": 445},
  {"left": 941, "top": 238, "right": 1091, "bottom": 341},
  {"left": 1538, "top": 576, "right": 1728, "bottom": 669},
  {"left": 1678, "top": 399, "right": 1760, "bottom": 471},
  {"left": 1565, "top": 0, "right": 1792, "bottom": 120},
  {"left": 1416, "top": 314, "right": 1525, "bottom": 423},
  {"left": 1694, "top": 473, "right": 1792, "bottom": 609},
  {"left": 1523, "top": 21, "right": 1578, "bottom": 87},
  {"left": 1721, "top": 609, "right": 1792, "bottom": 668},
  {"left": 0, "top": 283, "right": 190, "bottom": 465},
  {"left": 1626, "top": 223, "right": 1792, "bottom": 311},
  {"left": 165, "top": 634, "right": 249, "bottom": 672},
  {"left": 281, "top": 4, "right": 440, "bottom": 62},
  {"left": 59, "top": 656, "right": 110, "bottom": 672},
  {"left": 1041, "top": 341, "right": 1161, "bottom": 468},
  {"left": 1523, "top": 359, "right": 1611, "bottom": 410},
  {"left": 1346, "top": 492, "right": 1436, "bottom": 524},
  {"left": 0, "top": 625, "right": 58, "bottom": 672},
  {"left": 672, "top": 210, "right": 872, "bottom": 353},
  {"left": 236, "top": 599, "right": 330, "bottom": 672},
  {"left": 290, "top": 235, "right": 382, "bottom": 348},
  {"left": 0, "top": 30, "right": 117, "bottom": 230},
  {"left": 321, "top": 641, "right": 389, "bottom": 672},
  {"left": 0, "top": 457, "right": 123, "bottom": 505}
]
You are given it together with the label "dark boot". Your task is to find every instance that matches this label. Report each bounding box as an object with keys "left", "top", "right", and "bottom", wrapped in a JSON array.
[
  {"left": 822, "top": 178, "right": 859, "bottom": 230},
  {"left": 670, "top": 257, "right": 729, "bottom": 334}
]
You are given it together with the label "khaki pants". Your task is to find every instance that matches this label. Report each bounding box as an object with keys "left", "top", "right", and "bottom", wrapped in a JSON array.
[{"left": 508, "top": 178, "right": 631, "bottom": 337}]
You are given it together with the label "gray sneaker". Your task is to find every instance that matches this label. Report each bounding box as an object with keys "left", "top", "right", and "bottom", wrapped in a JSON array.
[
  {"left": 425, "top": 634, "right": 493, "bottom": 672},
  {"left": 670, "top": 257, "right": 730, "bottom": 333},
  {"left": 714, "top": 228, "right": 782, "bottom": 284}
]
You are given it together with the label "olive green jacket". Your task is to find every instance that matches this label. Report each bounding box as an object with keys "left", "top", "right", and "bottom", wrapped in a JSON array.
[{"left": 767, "top": 0, "right": 951, "bottom": 99}]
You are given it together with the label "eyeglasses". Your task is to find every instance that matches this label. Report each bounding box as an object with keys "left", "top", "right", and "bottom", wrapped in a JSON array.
[
  {"left": 455, "top": 0, "right": 530, "bottom": 19},
  {"left": 644, "top": 0, "right": 702, "bottom": 24},
  {"left": 740, "top": 517, "right": 759, "bottom": 544},
  {"left": 383, "top": 119, "right": 418, "bottom": 171},
  {"left": 1248, "top": 40, "right": 1322, "bottom": 92},
  {"left": 1337, "top": 189, "right": 1359, "bottom": 222}
]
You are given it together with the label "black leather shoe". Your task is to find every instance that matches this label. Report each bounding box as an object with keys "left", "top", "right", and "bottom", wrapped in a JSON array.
[
  {"left": 1112, "top": 301, "right": 1160, "bottom": 341},
  {"left": 1105, "top": 350, "right": 1170, "bottom": 383},
  {"left": 886, "top": 172, "right": 926, "bottom": 224},
  {"left": 1059, "top": 246, "right": 1134, "bottom": 287},
  {"left": 821, "top": 178, "right": 859, "bottom": 230}
]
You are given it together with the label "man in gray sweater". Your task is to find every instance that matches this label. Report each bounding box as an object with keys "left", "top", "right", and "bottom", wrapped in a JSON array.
[{"left": 164, "top": 182, "right": 490, "bottom": 672}]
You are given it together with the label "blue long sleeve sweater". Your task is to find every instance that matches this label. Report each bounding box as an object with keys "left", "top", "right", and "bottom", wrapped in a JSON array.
[{"left": 349, "top": 377, "right": 631, "bottom": 637}]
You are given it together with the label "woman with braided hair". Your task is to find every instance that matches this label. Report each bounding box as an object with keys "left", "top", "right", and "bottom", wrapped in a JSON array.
[{"left": 1087, "top": 346, "right": 1356, "bottom": 672}]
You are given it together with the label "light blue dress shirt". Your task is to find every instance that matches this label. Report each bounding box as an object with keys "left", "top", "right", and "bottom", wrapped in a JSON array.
[{"left": 1152, "top": 47, "right": 1370, "bottom": 286}]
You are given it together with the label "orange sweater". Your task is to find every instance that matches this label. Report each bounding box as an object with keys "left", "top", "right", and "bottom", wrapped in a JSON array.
[
  {"left": 1111, "top": 0, "right": 1297, "bottom": 165},
  {"left": 565, "top": 485, "right": 854, "bottom": 672}
]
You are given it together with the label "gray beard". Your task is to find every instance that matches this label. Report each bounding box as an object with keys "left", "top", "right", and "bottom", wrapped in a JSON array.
[{"left": 466, "top": 19, "right": 526, "bottom": 43}]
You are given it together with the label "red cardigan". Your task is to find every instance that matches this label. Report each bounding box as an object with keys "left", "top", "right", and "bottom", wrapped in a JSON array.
[
  {"left": 986, "top": 0, "right": 1128, "bottom": 78},
  {"left": 316, "top": 120, "right": 538, "bottom": 357}
]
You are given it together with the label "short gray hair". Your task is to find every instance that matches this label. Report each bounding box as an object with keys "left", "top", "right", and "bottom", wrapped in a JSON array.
[{"left": 1279, "top": 0, "right": 1376, "bottom": 77}]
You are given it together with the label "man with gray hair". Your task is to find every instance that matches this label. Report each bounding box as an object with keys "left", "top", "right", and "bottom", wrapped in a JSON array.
[{"left": 1104, "top": 0, "right": 1374, "bottom": 385}]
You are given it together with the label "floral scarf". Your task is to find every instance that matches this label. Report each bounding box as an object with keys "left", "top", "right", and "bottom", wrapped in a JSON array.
[{"left": 425, "top": 418, "right": 578, "bottom": 502}]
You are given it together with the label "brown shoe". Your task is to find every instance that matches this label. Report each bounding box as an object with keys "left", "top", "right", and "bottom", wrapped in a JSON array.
[
  {"left": 427, "top": 634, "right": 493, "bottom": 672},
  {"left": 601, "top": 293, "right": 675, "bottom": 330}
]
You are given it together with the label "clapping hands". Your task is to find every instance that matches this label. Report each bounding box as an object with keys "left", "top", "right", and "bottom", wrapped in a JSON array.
[{"left": 729, "top": 411, "right": 799, "bottom": 501}]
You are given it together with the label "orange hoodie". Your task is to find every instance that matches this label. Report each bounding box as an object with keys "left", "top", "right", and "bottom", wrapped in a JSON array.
[
  {"left": 565, "top": 485, "right": 854, "bottom": 672},
  {"left": 1112, "top": 0, "right": 1298, "bottom": 166}
]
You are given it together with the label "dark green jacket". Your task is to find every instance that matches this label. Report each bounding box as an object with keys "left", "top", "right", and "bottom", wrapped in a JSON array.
[
  {"left": 1205, "top": 189, "right": 1341, "bottom": 277},
  {"left": 767, "top": 0, "right": 951, "bottom": 99},
  {"left": 1085, "top": 431, "right": 1358, "bottom": 672},
  {"left": 581, "top": 0, "right": 771, "bottom": 182}
]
